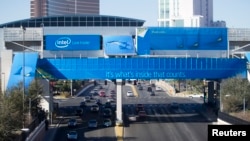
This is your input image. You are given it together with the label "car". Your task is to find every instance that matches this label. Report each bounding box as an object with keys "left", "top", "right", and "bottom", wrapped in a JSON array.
[
  {"left": 93, "top": 88, "right": 99, "bottom": 92},
  {"left": 68, "top": 118, "right": 77, "bottom": 127},
  {"left": 67, "top": 131, "right": 78, "bottom": 140},
  {"left": 103, "top": 102, "right": 112, "bottom": 109},
  {"left": 88, "top": 119, "right": 98, "bottom": 128},
  {"left": 107, "top": 97, "right": 115, "bottom": 103},
  {"left": 126, "top": 91, "right": 134, "bottom": 97},
  {"left": 155, "top": 86, "right": 162, "bottom": 91},
  {"left": 75, "top": 108, "right": 83, "bottom": 116},
  {"left": 95, "top": 99, "right": 102, "bottom": 105},
  {"left": 90, "top": 104, "right": 99, "bottom": 112},
  {"left": 79, "top": 101, "right": 86, "bottom": 108},
  {"left": 189, "top": 94, "right": 203, "bottom": 99},
  {"left": 110, "top": 90, "right": 116, "bottom": 95},
  {"left": 128, "top": 114, "right": 137, "bottom": 121},
  {"left": 83, "top": 96, "right": 91, "bottom": 102},
  {"left": 99, "top": 91, "right": 106, "bottom": 97},
  {"left": 147, "top": 87, "right": 152, "bottom": 92},
  {"left": 136, "top": 104, "right": 144, "bottom": 113},
  {"left": 98, "top": 85, "right": 103, "bottom": 89},
  {"left": 138, "top": 110, "right": 147, "bottom": 119},
  {"left": 103, "top": 108, "right": 112, "bottom": 117},
  {"left": 150, "top": 91, "right": 156, "bottom": 96},
  {"left": 103, "top": 118, "right": 112, "bottom": 127},
  {"left": 138, "top": 85, "right": 143, "bottom": 90}
]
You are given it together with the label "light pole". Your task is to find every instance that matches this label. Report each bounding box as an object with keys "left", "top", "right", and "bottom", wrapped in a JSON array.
[
  {"left": 21, "top": 26, "right": 26, "bottom": 128},
  {"left": 1, "top": 73, "right": 5, "bottom": 94}
]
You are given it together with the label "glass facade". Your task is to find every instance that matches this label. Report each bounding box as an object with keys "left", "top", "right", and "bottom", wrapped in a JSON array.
[
  {"left": 0, "top": 15, "right": 145, "bottom": 28},
  {"left": 159, "top": 0, "right": 169, "bottom": 19},
  {"left": 31, "top": 0, "right": 99, "bottom": 18}
]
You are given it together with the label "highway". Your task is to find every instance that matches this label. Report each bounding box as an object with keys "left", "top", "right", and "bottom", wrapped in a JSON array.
[{"left": 53, "top": 80, "right": 215, "bottom": 141}]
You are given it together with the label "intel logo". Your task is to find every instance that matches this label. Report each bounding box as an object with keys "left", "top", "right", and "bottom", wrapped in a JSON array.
[{"left": 55, "top": 37, "right": 71, "bottom": 48}]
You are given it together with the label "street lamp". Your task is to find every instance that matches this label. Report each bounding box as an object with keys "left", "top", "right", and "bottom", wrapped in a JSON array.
[
  {"left": 1, "top": 73, "right": 5, "bottom": 94},
  {"left": 21, "top": 25, "right": 26, "bottom": 128}
]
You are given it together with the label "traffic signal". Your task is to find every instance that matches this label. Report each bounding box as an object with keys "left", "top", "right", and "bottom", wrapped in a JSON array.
[{"left": 105, "top": 80, "right": 107, "bottom": 85}]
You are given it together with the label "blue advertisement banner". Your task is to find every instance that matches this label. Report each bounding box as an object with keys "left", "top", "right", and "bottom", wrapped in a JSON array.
[
  {"left": 103, "top": 36, "right": 136, "bottom": 55},
  {"left": 37, "top": 58, "right": 246, "bottom": 80},
  {"left": 137, "top": 27, "right": 228, "bottom": 55},
  {"left": 45, "top": 35, "right": 101, "bottom": 50},
  {"left": 7, "top": 52, "right": 38, "bottom": 90}
]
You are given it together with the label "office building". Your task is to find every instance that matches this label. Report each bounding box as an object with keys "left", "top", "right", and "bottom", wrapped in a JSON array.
[
  {"left": 30, "top": 0, "right": 99, "bottom": 18},
  {"left": 158, "top": 0, "right": 214, "bottom": 27}
]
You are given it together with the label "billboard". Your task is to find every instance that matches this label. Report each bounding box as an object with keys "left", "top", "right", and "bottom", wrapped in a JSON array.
[
  {"left": 45, "top": 35, "right": 101, "bottom": 50},
  {"left": 37, "top": 58, "right": 246, "bottom": 80},
  {"left": 136, "top": 27, "right": 228, "bottom": 55},
  {"left": 103, "top": 36, "right": 136, "bottom": 55}
]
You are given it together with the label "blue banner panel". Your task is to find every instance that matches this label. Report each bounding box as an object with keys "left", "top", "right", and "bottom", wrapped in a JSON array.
[
  {"left": 37, "top": 58, "right": 246, "bottom": 80},
  {"left": 103, "top": 36, "right": 136, "bottom": 55},
  {"left": 45, "top": 35, "right": 101, "bottom": 50},
  {"left": 137, "top": 27, "right": 228, "bottom": 55},
  {"left": 7, "top": 52, "right": 38, "bottom": 91}
]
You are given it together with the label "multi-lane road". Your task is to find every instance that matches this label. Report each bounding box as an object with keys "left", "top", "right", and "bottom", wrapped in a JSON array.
[{"left": 53, "top": 81, "right": 215, "bottom": 141}]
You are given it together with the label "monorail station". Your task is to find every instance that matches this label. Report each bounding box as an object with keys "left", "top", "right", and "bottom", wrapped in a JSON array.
[{"left": 1, "top": 15, "right": 250, "bottom": 124}]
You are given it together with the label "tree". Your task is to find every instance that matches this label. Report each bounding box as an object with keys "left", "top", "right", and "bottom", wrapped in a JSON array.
[
  {"left": 0, "top": 79, "right": 45, "bottom": 140},
  {"left": 27, "top": 79, "right": 44, "bottom": 117},
  {"left": 220, "top": 76, "right": 250, "bottom": 113},
  {"left": 0, "top": 82, "right": 24, "bottom": 140}
]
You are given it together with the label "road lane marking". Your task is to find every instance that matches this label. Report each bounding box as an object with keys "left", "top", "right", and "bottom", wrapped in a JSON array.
[
  {"left": 115, "top": 125, "right": 124, "bottom": 141},
  {"left": 131, "top": 85, "right": 139, "bottom": 97}
]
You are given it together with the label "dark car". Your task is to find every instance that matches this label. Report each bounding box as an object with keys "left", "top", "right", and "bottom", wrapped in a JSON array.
[
  {"left": 103, "top": 108, "right": 112, "bottom": 117},
  {"left": 147, "top": 87, "right": 152, "bottom": 92},
  {"left": 68, "top": 118, "right": 77, "bottom": 128},
  {"left": 75, "top": 108, "right": 83, "bottom": 116},
  {"left": 88, "top": 119, "right": 98, "bottom": 128},
  {"left": 138, "top": 110, "right": 147, "bottom": 118},
  {"left": 103, "top": 118, "right": 112, "bottom": 127},
  {"left": 136, "top": 104, "right": 144, "bottom": 113},
  {"left": 138, "top": 85, "right": 143, "bottom": 90},
  {"left": 90, "top": 104, "right": 99, "bottom": 112},
  {"left": 150, "top": 91, "right": 155, "bottom": 96},
  {"left": 79, "top": 101, "right": 86, "bottom": 108}
]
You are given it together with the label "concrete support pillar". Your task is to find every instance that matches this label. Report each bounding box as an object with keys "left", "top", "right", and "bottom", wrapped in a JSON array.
[
  {"left": 116, "top": 79, "right": 123, "bottom": 125},
  {"left": 207, "top": 81, "right": 214, "bottom": 106}
]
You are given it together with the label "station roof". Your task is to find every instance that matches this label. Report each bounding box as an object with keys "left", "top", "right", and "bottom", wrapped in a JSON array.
[{"left": 0, "top": 15, "right": 145, "bottom": 28}]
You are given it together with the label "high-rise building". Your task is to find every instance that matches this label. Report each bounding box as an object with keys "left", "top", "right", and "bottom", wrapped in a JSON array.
[
  {"left": 158, "top": 0, "right": 216, "bottom": 27},
  {"left": 30, "top": 0, "right": 99, "bottom": 18}
]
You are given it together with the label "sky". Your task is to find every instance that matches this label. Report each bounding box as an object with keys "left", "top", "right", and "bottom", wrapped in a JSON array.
[{"left": 0, "top": 0, "right": 249, "bottom": 28}]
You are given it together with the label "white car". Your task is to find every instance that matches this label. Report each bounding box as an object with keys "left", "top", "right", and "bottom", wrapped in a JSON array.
[
  {"left": 126, "top": 91, "right": 134, "bottom": 97},
  {"left": 155, "top": 86, "right": 162, "bottom": 91},
  {"left": 189, "top": 94, "right": 203, "bottom": 98}
]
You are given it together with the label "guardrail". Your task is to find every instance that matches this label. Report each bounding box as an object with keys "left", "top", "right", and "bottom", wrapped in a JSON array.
[{"left": 218, "top": 112, "right": 250, "bottom": 125}]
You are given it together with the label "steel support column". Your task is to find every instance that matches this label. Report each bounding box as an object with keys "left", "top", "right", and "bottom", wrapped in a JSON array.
[{"left": 116, "top": 79, "right": 123, "bottom": 125}]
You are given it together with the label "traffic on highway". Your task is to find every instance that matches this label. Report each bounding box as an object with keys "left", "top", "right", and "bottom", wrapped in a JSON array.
[{"left": 53, "top": 80, "right": 214, "bottom": 141}]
